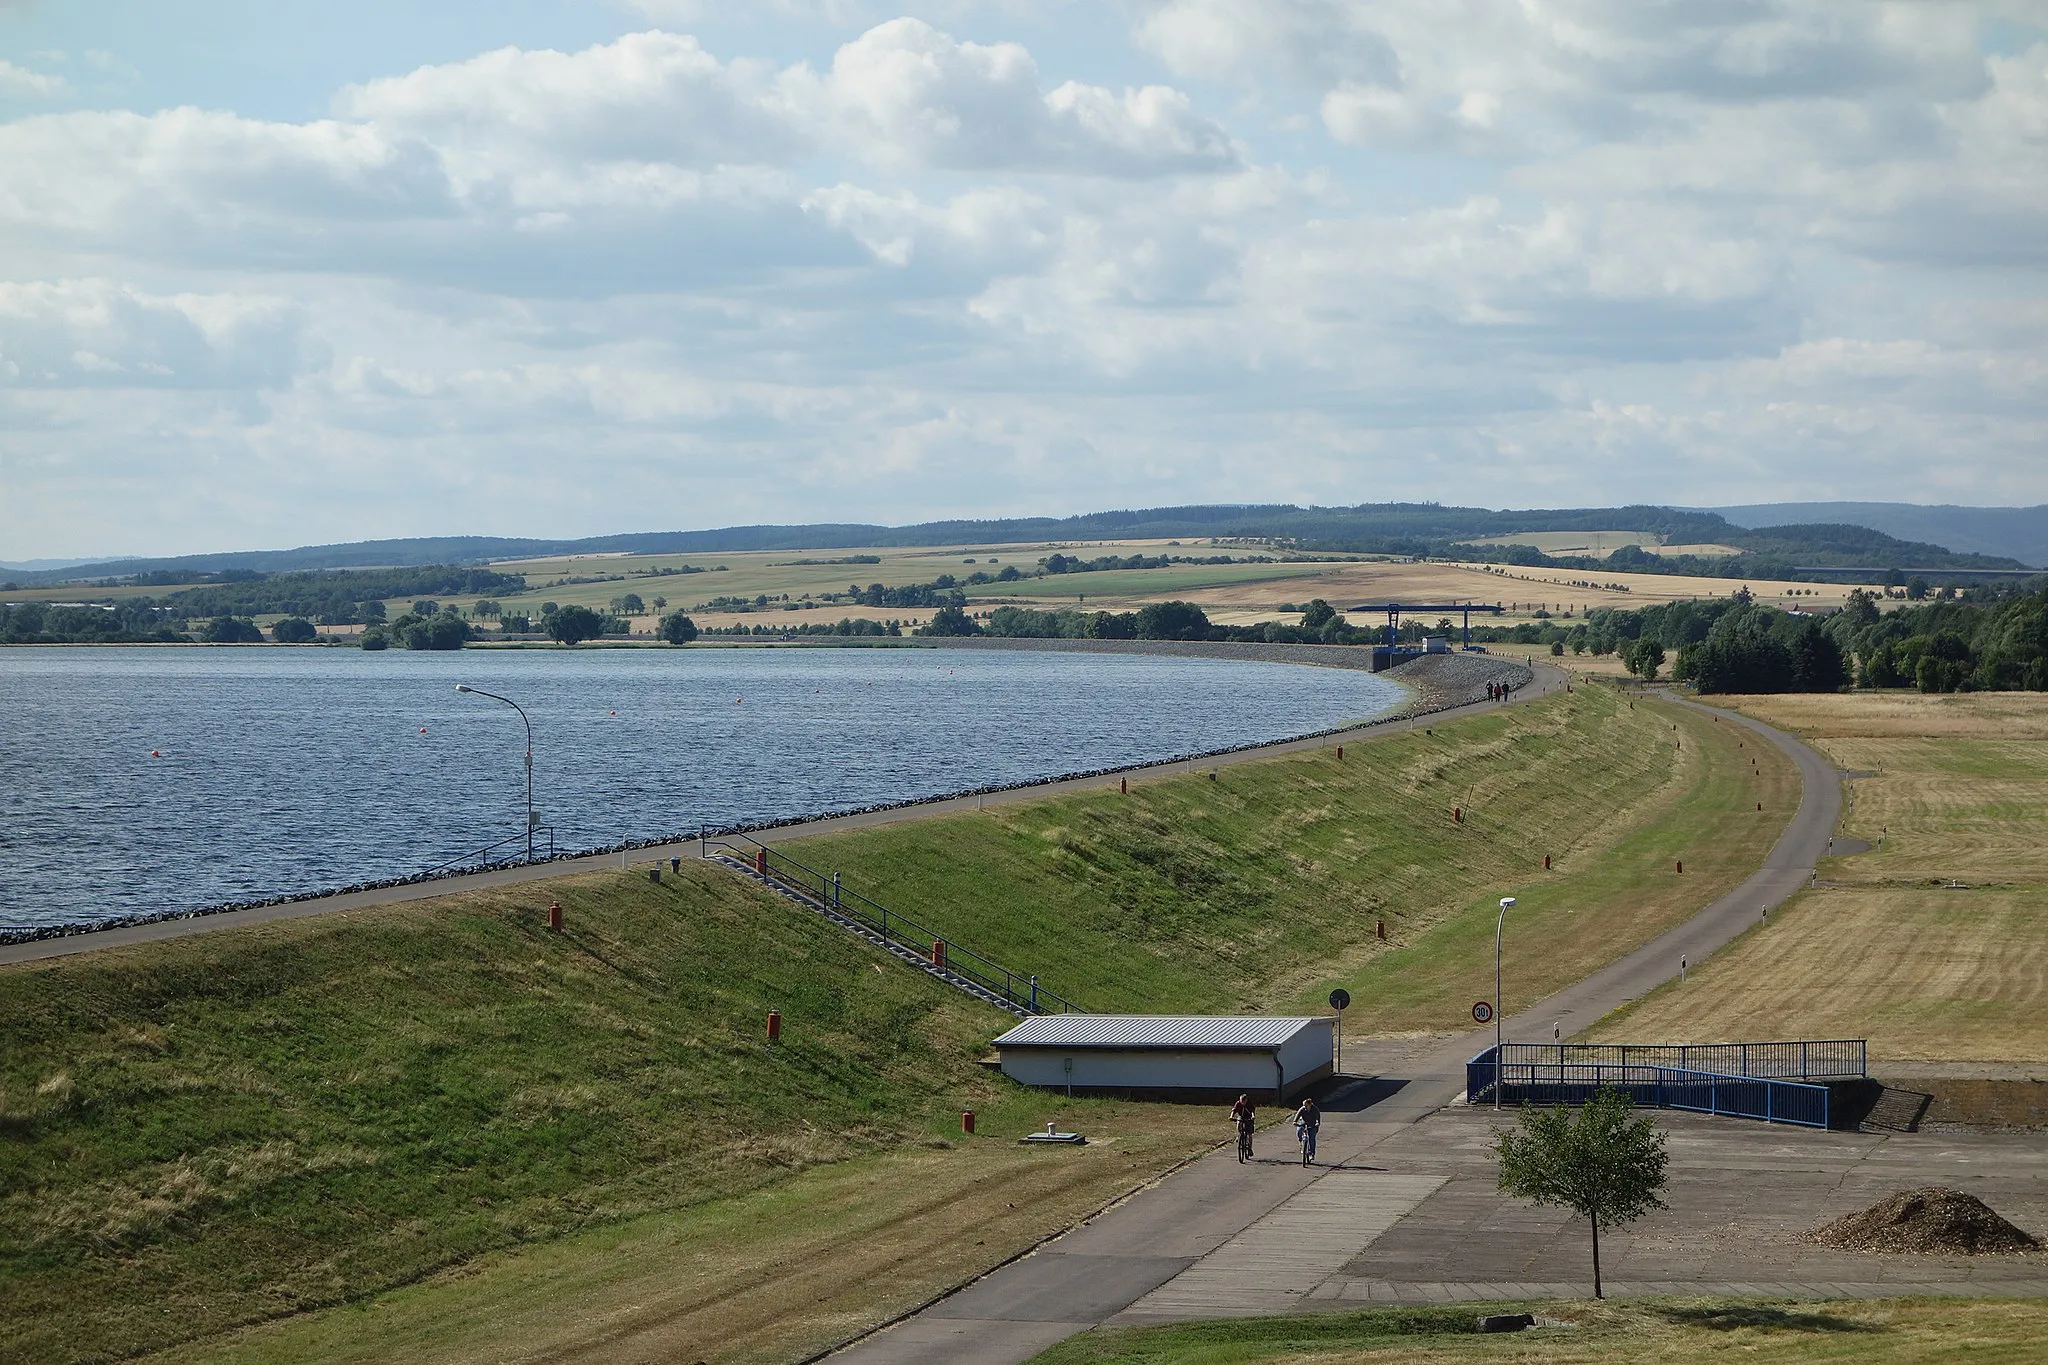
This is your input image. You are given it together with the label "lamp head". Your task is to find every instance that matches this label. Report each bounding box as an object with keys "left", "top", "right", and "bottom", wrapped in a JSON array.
[
  {"left": 1500, "top": 897, "right": 1516, "bottom": 909},
  {"left": 455, "top": 684, "right": 474, "bottom": 693}
]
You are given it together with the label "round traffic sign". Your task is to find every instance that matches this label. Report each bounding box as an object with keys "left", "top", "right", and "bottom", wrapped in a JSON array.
[
  {"left": 1328, "top": 988, "right": 1351, "bottom": 1011},
  {"left": 1472, "top": 1000, "right": 1494, "bottom": 1024}
]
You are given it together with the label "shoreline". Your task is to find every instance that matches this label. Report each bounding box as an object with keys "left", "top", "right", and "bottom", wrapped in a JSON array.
[{"left": 0, "top": 652, "right": 1539, "bottom": 959}]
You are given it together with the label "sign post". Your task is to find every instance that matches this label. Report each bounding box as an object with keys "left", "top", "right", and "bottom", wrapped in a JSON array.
[
  {"left": 1499, "top": 896, "right": 1515, "bottom": 1113},
  {"left": 1328, "top": 988, "right": 1351, "bottom": 1075}
]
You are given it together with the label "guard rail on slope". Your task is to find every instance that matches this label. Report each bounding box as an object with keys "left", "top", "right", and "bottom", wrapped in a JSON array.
[{"left": 703, "top": 833, "right": 1083, "bottom": 1018}]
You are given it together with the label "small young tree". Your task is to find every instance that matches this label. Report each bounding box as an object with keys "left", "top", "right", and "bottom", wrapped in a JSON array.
[{"left": 1493, "top": 1087, "right": 1668, "bottom": 1298}]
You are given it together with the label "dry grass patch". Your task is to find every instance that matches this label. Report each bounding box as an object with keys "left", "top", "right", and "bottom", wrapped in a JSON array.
[
  {"left": 1590, "top": 690, "right": 2048, "bottom": 1065},
  {"left": 1588, "top": 887, "right": 2048, "bottom": 1062},
  {"left": 147, "top": 1110, "right": 1217, "bottom": 1365}
]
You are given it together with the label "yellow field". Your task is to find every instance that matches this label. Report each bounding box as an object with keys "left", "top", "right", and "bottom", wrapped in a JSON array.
[{"left": 1589, "top": 691, "right": 2048, "bottom": 1063}]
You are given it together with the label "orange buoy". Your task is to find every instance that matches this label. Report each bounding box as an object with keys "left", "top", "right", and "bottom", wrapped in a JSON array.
[
  {"left": 609, "top": 710, "right": 617, "bottom": 716},
  {"left": 419, "top": 727, "right": 428, "bottom": 734},
  {"left": 150, "top": 750, "right": 161, "bottom": 758}
]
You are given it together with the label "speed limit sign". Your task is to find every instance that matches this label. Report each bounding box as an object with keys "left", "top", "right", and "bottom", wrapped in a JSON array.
[{"left": 1472, "top": 1000, "right": 1494, "bottom": 1024}]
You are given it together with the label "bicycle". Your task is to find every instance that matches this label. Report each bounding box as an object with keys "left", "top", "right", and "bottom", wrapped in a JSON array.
[
  {"left": 1296, "top": 1122, "right": 1318, "bottom": 1166},
  {"left": 1236, "top": 1122, "right": 1255, "bottom": 1163}
]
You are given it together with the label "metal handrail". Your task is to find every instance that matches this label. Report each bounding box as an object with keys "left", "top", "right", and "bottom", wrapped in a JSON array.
[
  {"left": 423, "top": 826, "right": 556, "bottom": 876},
  {"left": 704, "top": 832, "right": 1082, "bottom": 1015},
  {"left": 1465, "top": 1044, "right": 1844, "bottom": 1129},
  {"left": 1489, "top": 1039, "right": 1865, "bottom": 1079}
]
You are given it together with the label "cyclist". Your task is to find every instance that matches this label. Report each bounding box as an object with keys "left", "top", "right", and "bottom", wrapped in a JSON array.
[
  {"left": 1229, "top": 1094, "right": 1257, "bottom": 1163},
  {"left": 1294, "top": 1096, "right": 1321, "bottom": 1166}
]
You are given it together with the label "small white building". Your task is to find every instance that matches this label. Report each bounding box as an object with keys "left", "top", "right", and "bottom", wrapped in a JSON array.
[{"left": 991, "top": 1014, "right": 1335, "bottom": 1103}]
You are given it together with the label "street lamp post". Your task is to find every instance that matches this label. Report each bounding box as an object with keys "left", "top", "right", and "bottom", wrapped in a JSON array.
[
  {"left": 455, "top": 684, "right": 535, "bottom": 861},
  {"left": 1493, "top": 896, "right": 1516, "bottom": 1110}
]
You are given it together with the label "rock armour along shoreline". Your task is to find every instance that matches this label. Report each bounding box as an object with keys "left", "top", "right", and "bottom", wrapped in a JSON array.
[{"left": 0, "top": 650, "right": 1533, "bottom": 948}]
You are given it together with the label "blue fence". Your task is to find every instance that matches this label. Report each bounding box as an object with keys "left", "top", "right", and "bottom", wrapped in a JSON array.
[{"left": 1465, "top": 1040, "right": 1866, "bottom": 1130}]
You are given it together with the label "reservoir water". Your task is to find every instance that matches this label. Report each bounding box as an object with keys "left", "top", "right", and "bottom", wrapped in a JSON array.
[{"left": 0, "top": 645, "right": 1402, "bottom": 931}]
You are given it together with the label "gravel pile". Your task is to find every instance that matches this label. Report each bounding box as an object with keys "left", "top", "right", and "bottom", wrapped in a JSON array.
[{"left": 1808, "top": 1187, "right": 2041, "bottom": 1255}]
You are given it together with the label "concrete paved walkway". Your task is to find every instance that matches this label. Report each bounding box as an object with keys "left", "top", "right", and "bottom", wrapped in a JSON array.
[
  {"left": 1, "top": 660, "right": 1566, "bottom": 968},
  {"left": 828, "top": 695, "right": 1854, "bottom": 1363}
]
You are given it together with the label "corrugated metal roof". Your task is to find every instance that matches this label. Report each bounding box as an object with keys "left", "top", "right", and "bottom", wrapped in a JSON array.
[{"left": 992, "top": 1015, "right": 1326, "bottom": 1050}]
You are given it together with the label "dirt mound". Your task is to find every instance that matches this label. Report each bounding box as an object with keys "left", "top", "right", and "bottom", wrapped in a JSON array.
[{"left": 1809, "top": 1187, "right": 2041, "bottom": 1255}]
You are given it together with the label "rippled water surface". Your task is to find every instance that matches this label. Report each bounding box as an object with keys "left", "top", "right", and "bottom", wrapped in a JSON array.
[{"left": 0, "top": 645, "right": 1402, "bottom": 929}]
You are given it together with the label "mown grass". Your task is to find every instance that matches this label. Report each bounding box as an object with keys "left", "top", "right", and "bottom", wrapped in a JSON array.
[
  {"left": 0, "top": 683, "right": 1791, "bottom": 1364},
  {"left": 789, "top": 684, "right": 1795, "bottom": 1034},
  {"left": 1591, "top": 690, "right": 2048, "bottom": 1062},
  {"left": 0, "top": 865, "right": 1132, "bottom": 1363},
  {"left": 1026, "top": 1297, "right": 2048, "bottom": 1364}
]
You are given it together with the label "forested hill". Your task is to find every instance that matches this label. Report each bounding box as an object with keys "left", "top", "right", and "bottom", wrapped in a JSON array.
[{"left": 13, "top": 503, "right": 2028, "bottom": 586}]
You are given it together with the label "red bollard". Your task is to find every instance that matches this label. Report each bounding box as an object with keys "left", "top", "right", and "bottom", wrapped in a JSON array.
[
  {"left": 1119, "top": 777, "right": 1127, "bottom": 794},
  {"left": 932, "top": 940, "right": 947, "bottom": 969},
  {"left": 547, "top": 901, "right": 562, "bottom": 931},
  {"left": 1376, "top": 918, "right": 1386, "bottom": 940},
  {"left": 1757, "top": 802, "right": 1763, "bottom": 811},
  {"left": 1336, "top": 745, "right": 1343, "bottom": 760},
  {"left": 766, "top": 1010, "right": 781, "bottom": 1043},
  {"left": 1675, "top": 860, "right": 1684, "bottom": 874},
  {"left": 754, "top": 848, "right": 767, "bottom": 876},
  {"left": 1544, "top": 854, "right": 1552, "bottom": 870},
  {"left": 962, "top": 1109, "right": 976, "bottom": 1135},
  {"left": 1454, "top": 807, "right": 1463, "bottom": 823}
]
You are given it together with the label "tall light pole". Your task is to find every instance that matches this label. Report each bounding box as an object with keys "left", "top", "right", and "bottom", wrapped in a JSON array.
[
  {"left": 455, "top": 684, "right": 534, "bottom": 861},
  {"left": 1493, "top": 896, "right": 1516, "bottom": 1110}
]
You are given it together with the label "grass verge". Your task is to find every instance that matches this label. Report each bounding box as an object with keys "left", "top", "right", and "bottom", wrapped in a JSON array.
[{"left": 1026, "top": 1296, "right": 2048, "bottom": 1364}]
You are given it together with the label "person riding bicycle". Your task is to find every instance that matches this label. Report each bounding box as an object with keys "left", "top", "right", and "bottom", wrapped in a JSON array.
[
  {"left": 1230, "top": 1094, "right": 1257, "bottom": 1162},
  {"left": 1294, "top": 1097, "right": 1321, "bottom": 1165}
]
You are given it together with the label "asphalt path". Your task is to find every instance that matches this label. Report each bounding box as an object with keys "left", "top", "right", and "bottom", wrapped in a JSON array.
[
  {"left": 0, "top": 660, "right": 1565, "bottom": 968},
  {"left": 826, "top": 692, "right": 1845, "bottom": 1364}
]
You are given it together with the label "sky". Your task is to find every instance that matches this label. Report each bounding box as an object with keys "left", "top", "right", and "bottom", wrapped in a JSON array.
[{"left": 2, "top": 1, "right": 2046, "bottom": 558}]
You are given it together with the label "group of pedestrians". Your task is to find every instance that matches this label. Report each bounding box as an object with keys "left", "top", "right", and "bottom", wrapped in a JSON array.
[
  {"left": 1487, "top": 680, "right": 1516, "bottom": 701},
  {"left": 1228, "top": 1093, "right": 1321, "bottom": 1166}
]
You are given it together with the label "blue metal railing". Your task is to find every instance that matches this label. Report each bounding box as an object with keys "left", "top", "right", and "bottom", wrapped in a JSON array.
[{"left": 1465, "top": 1040, "right": 1864, "bottom": 1130}]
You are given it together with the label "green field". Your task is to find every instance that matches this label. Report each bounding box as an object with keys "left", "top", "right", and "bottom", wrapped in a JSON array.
[
  {"left": 983, "top": 562, "right": 1330, "bottom": 605},
  {"left": 1026, "top": 1297, "right": 2048, "bottom": 1364},
  {"left": 0, "top": 684, "right": 1793, "bottom": 1363}
]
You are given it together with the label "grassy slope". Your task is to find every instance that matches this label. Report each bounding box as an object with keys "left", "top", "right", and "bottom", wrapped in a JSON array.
[
  {"left": 1589, "top": 691, "right": 2048, "bottom": 1061},
  {"left": 1025, "top": 1297, "right": 2048, "bottom": 1364},
  {"left": 0, "top": 865, "right": 1125, "bottom": 1364},
  {"left": 788, "top": 684, "right": 1797, "bottom": 1035},
  {"left": 0, "top": 684, "right": 1793, "bottom": 1365}
]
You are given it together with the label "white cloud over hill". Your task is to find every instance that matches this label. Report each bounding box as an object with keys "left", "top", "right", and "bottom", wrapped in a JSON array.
[{"left": 0, "top": 5, "right": 2044, "bottom": 554}]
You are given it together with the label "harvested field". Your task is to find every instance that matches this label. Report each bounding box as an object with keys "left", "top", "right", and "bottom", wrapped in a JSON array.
[
  {"left": 1808, "top": 1188, "right": 2041, "bottom": 1255},
  {"left": 1589, "top": 690, "right": 2048, "bottom": 1065}
]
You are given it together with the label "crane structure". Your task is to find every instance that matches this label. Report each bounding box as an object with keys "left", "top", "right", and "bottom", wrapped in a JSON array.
[{"left": 1345, "top": 602, "right": 1505, "bottom": 648}]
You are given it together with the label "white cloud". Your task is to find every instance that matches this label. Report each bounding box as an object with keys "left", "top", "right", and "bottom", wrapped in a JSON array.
[
  {"left": 0, "top": 59, "right": 68, "bottom": 99},
  {"left": 2, "top": 7, "right": 2047, "bottom": 556},
  {"left": 0, "top": 280, "right": 307, "bottom": 388}
]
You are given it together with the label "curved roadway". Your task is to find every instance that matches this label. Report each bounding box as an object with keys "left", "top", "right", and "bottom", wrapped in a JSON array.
[{"left": 824, "top": 690, "right": 1845, "bottom": 1365}]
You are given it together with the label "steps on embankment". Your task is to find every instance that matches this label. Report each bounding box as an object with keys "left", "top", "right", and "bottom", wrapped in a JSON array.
[{"left": 707, "top": 853, "right": 1034, "bottom": 1016}]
